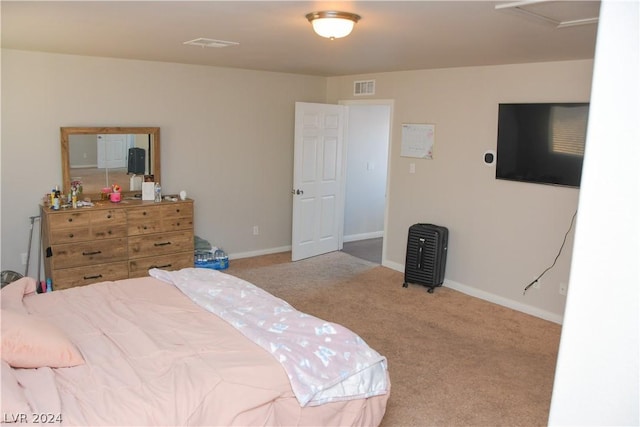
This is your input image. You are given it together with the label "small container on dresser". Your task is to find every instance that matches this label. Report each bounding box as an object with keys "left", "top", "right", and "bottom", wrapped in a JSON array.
[{"left": 40, "top": 199, "right": 194, "bottom": 290}]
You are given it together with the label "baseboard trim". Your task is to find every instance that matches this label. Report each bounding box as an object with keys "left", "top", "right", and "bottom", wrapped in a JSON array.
[
  {"left": 382, "top": 259, "right": 563, "bottom": 324},
  {"left": 229, "top": 246, "right": 291, "bottom": 260},
  {"left": 343, "top": 231, "right": 384, "bottom": 243}
]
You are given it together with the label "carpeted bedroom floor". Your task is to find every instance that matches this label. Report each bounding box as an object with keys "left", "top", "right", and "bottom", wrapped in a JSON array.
[{"left": 228, "top": 251, "right": 561, "bottom": 427}]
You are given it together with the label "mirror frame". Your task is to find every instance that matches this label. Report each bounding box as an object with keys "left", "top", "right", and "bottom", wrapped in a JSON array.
[{"left": 61, "top": 126, "right": 161, "bottom": 200}]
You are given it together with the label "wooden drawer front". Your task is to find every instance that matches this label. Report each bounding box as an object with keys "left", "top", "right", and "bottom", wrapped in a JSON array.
[
  {"left": 128, "top": 231, "right": 193, "bottom": 259},
  {"left": 127, "top": 206, "right": 161, "bottom": 221},
  {"left": 91, "top": 223, "right": 128, "bottom": 240},
  {"left": 127, "top": 219, "right": 162, "bottom": 236},
  {"left": 161, "top": 203, "right": 193, "bottom": 232},
  {"left": 163, "top": 216, "right": 193, "bottom": 232},
  {"left": 50, "top": 227, "right": 91, "bottom": 245},
  {"left": 51, "top": 238, "right": 128, "bottom": 269},
  {"left": 48, "top": 211, "right": 91, "bottom": 229},
  {"left": 127, "top": 206, "right": 162, "bottom": 235},
  {"left": 161, "top": 203, "right": 193, "bottom": 219},
  {"left": 129, "top": 252, "right": 194, "bottom": 278},
  {"left": 53, "top": 262, "right": 129, "bottom": 290},
  {"left": 89, "top": 209, "right": 127, "bottom": 226}
]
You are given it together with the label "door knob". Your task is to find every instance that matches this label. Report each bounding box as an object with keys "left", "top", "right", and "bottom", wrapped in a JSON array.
[{"left": 292, "top": 189, "right": 304, "bottom": 195}]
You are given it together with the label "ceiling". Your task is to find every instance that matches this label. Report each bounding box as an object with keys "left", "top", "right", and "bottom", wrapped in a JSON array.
[{"left": 1, "top": 1, "right": 600, "bottom": 77}]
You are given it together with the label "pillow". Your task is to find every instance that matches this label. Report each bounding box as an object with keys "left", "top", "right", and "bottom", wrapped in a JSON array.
[
  {"left": 1, "top": 277, "right": 37, "bottom": 312},
  {"left": 0, "top": 309, "right": 85, "bottom": 368},
  {"left": 0, "top": 360, "right": 32, "bottom": 415}
]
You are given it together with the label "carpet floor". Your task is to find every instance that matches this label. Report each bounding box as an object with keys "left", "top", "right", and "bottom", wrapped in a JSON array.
[{"left": 227, "top": 251, "right": 561, "bottom": 426}]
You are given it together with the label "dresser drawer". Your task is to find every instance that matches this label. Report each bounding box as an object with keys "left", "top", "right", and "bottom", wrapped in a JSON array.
[
  {"left": 48, "top": 211, "right": 91, "bottom": 229},
  {"left": 161, "top": 201, "right": 193, "bottom": 233},
  {"left": 89, "top": 209, "right": 127, "bottom": 226},
  {"left": 161, "top": 203, "right": 193, "bottom": 219},
  {"left": 127, "top": 206, "right": 162, "bottom": 236},
  {"left": 50, "top": 238, "right": 128, "bottom": 269},
  {"left": 158, "top": 203, "right": 193, "bottom": 232},
  {"left": 128, "top": 252, "right": 194, "bottom": 278},
  {"left": 128, "top": 231, "right": 193, "bottom": 259},
  {"left": 52, "top": 262, "right": 129, "bottom": 290},
  {"left": 50, "top": 223, "right": 126, "bottom": 244},
  {"left": 50, "top": 227, "right": 91, "bottom": 245},
  {"left": 127, "top": 219, "right": 162, "bottom": 236},
  {"left": 127, "top": 206, "right": 162, "bottom": 221},
  {"left": 91, "top": 223, "right": 128, "bottom": 240},
  {"left": 162, "top": 215, "right": 193, "bottom": 232}
]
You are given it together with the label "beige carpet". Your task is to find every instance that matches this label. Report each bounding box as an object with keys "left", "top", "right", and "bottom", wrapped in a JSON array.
[{"left": 227, "top": 251, "right": 561, "bottom": 427}]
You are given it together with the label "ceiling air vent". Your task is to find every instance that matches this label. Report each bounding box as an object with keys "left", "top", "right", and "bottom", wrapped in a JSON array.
[
  {"left": 354, "top": 80, "right": 375, "bottom": 96},
  {"left": 183, "top": 38, "right": 239, "bottom": 48}
]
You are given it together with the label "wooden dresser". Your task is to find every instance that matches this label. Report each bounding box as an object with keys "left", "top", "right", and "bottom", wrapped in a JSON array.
[{"left": 40, "top": 199, "right": 194, "bottom": 290}]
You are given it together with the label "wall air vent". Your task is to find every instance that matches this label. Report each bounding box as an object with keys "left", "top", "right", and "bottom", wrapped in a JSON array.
[
  {"left": 354, "top": 80, "right": 375, "bottom": 96},
  {"left": 183, "top": 38, "right": 239, "bottom": 48}
]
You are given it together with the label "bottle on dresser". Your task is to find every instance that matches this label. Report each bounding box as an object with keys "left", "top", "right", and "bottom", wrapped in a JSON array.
[
  {"left": 52, "top": 185, "right": 60, "bottom": 210},
  {"left": 154, "top": 182, "right": 162, "bottom": 202}
]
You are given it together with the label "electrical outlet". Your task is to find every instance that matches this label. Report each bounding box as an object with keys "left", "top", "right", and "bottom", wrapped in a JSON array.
[
  {"left": 532, "top": 277, "right": 541, "bottom": 289},
  {"left": 559, "top": 283, "right": 568, "bottom": 296},
  {"left": 253, "top": 226, "right": 259, "bottom": 236},
  {"left": 20, "top": 252, "right": 28, "bottom": 265}
]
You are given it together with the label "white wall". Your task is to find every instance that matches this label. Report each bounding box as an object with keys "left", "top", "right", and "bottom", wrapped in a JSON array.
[
  {"left": 343, "top": 103, "right": 390, "bottom": 241},
  {"left": 0, "top": 50, "right": 326, "bottom": 273},
  {"left": 548, "top": 0, "right": 639, "bottom": 424},
  {"left": 1, "top": 49, "right": 595, "bottom": 323},
  {"left": 327, "top": 60, "right": 594, "bottom": 322}
]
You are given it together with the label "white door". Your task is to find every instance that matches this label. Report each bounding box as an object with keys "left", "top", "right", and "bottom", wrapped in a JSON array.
[
  {"left": 97, "top": 134, "right": 129, "bottom": 169},
  {"left": 291, "top": 102, "right": 347, "bottom": 261}
]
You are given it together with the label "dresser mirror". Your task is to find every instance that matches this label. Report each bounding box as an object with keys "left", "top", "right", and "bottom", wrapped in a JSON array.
[{"left": 61, "top": 127, "right": 160, "bottom": 200}]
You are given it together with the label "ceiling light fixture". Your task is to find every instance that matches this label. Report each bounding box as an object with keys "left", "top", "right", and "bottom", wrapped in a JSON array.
[{"left": 305, "top": 11, "right": 361, "bottom": 40}]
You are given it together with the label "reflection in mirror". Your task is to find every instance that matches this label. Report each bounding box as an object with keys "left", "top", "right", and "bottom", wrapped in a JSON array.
[
  {"left": 61, "top": 127, "right": 160, "bottom": 200},
  {"left": 68, "top": 134, "right": 153, "bottom": 194}
]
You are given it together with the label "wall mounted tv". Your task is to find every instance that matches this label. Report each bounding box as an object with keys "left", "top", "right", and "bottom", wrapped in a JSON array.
[{"left": 496, "top": 103, "right": 589, "bottom": 188}]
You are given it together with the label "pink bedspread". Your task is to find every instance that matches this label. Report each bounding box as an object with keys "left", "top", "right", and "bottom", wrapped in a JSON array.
[{"left": 1, "top": 277, "right": 389, "bottom": 426}]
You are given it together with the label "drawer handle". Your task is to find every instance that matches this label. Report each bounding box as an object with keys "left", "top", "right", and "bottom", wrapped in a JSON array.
[
  {"left": 150, "top": 263, "right": 172, "bottom": 269},
  {"left": 107, "top": 214, "right": 112, "bottom": 219},
  {"left": 176, "top": 209, "right": 180, "bottom": 213},
  {"left": 84, "top": 274, "right": 103, "bottom": 280},
  {"left": 67, "top": 218, "right": 73, "bottom": 223},
  {"left": 143, "top": 211, "right": 147, "bottom": 216},
  {"left": 154, "top": 242, "right": 172, "bottom": 247},
  {"left": 82, "top": 250, "right": 102, "bottom": 256},
  {"left": 68, "top": 233, "right": 74, "bottom": 238}
]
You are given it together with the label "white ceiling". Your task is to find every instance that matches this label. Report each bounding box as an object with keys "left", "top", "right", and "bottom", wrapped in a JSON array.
[{"left": 1, "top": 1, "right": 600, "bottom": 77}]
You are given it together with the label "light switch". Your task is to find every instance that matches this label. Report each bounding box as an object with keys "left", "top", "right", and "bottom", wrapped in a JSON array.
[{"left": 409, "top": 163, "right": 416, "bottom": 174}]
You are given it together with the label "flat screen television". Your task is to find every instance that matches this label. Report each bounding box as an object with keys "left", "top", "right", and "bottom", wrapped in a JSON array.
[{"left": 495, "top": 103, "right": 589, "bottom": 188}]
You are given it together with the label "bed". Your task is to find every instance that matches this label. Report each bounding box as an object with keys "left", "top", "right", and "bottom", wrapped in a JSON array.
[{"left": 1, "top": 268, "right": 390, "bottom": 426}]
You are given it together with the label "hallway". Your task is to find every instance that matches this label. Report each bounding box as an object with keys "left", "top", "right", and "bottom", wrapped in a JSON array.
[{"left": 341, "top": 238, "right": 382, "bottom": 264}]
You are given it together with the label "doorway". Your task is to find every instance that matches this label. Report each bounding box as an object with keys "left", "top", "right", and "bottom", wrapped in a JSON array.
[{"left": 340, "top": 100, "right": 393, "bottom": 265}]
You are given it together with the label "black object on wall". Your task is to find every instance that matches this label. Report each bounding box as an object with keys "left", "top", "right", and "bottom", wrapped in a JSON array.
[{"left": 496, "top": 103, "right": 589, "bottom": 188}]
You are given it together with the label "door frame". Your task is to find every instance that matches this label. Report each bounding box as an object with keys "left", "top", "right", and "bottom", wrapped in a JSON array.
[{"left": 338, "top": 99, "right": 394, "bottom": 264}]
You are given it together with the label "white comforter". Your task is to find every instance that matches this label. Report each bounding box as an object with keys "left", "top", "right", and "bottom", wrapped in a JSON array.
[{"left": 149, "top": 267, "right": 389, "bottom": 407}]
